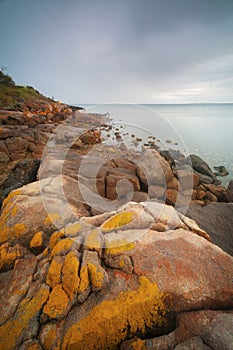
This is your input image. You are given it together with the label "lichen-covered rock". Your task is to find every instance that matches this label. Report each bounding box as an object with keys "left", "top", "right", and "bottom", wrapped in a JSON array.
[
  {"left": 42, "top": 284, "right": 70, "bottom": 321},
  {"left": 0, "top": 176, "right": 90, "bottom": 248},
  {"left": 62, "top": 276, "right": 174, "bottom": 350},
  {"left": 0, "top": 284, "right": 50, "bottom": 350},
  {"left": 0, "top": 253, "right": 37, "bottom": 326},
  {"left": 78, "top": 250, "right": 108, "bottom": 303},
  {"left": 101, "top": 203, "right": 154, "bottom": 232},
  {"left": 0, "top": 242, "right": 26, "bottom": 272},
  {"left": 62, "top": 250, "right": 80, "bottom": 299},
  {"left": 0, "top": 202, "right": 232, "bottom": 349}
]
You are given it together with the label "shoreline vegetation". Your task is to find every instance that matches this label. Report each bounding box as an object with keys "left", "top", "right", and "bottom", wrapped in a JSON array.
[{"left": 0, "top": 72, "right": 233, "bottom": 349}]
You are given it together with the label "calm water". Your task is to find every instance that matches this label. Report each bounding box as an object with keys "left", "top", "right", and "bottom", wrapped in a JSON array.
[{"left": 79, "top": 103, "right": 233, "bottom": 186}]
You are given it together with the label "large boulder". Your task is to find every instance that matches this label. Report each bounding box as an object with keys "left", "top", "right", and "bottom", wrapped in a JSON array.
[
  {"left": 0, "top": 202, "right": 232, "bottom": 349},
  {"left": 186, "top": 203, "right": 233, "bottom": 256},
  {"left": 0, "top": 175, "right": 90, "bottom": 247}
]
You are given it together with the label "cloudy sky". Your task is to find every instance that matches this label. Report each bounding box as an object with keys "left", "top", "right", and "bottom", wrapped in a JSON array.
[{"left": 0, "top": 0, "right": 233, "bottom": 104}]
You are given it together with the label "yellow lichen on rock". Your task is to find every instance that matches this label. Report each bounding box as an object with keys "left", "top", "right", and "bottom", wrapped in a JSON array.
[
  {"left": 46, "top": 257, "right": 63, "bottom": 289},
  {"left": 101, "top": 211, "right": 134, "bottom": 232},
  {"left": 0, "top": 222, "right": 27, "bottom": 244},
  {"left": 87, "top": 263, "right": 105, "bottom": 291},
  {"left": 40, "top": 325, "right": 57, "bottom": 350},
  {"left": 49, "top": 230, "right": 65, "bottom": 250},
  {"left": 84, "top": 229, "right": 101, "bottom": 250},
  {"left": 30, "top": 231, "right": 43, "bottom": 249},
  {"left": 65, "top": 223, "right": 81, "bottom": 237},
  {"left": 44, "top": 212, "right": 61, "bottom": 226},
  {"left": 62, "top": 251, "right": 80, "bottom": 298},
  {"left": 62, "top": 276, "right": 172, "bottom": 350},
  {"left": 78, "top": 265, "right": 89, "bottom": 293},
  {"left": 51, "top": 238, "right": 73, "bottom": 258},
  {"left": 0, "top": 244, "right": 23, "bottom": 272},
  {"left": 39, "top": 323, "right": 62, "bottom": 350},
  {"left": 0, "top": 286, "right": 50, "bottom": 350},
  {"left": 43, "top": 284, "right": 69, "bottom": 320},
  {"left": 1, "top": 189, "right": 22, "bottom": 210},
  {"left": 105, "top": 238, "right": 135, "bottom": 255},
  {"left": 0, "top": 190, "right": 26, "bottom": 244}
]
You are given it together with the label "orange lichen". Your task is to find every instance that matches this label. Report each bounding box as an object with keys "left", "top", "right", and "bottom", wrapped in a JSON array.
[
  {"left": 49, "top": 230, "right": 65, "bottom": 250},
  {"left": 30, "top": 231, "right": 43, "bottom": 249},
  {"left": 27, "top": 343, "right": 42, "bottom": 350},
  {"left": 62, "top": 251, "right": 80, "bottom": 299},
  {"left": 50, "top": 238, "right": 73, "bottom": 258},
  {"left": 105, "top": 238, "right": 135, "bottom": 255},
  {"left": 101, "top": 211, "right": 134, "bottom": 232},
  {"left": 0, "top": 244, "right": 23, "bottom": 272},
  {"left": 132, "top": 338, "right": 146, "bottom": 350},
  {"left": 43, "top": 284, "right": 69, "bottom": 320},
  {"left": 62, "top": 276, "right": 172, "bottom": 350},
  {"left": 0, "top": 286, "right": 49, "bottom": 350},
  {"left": 46, "top": 257, "right": 63, "bottom": 289}
]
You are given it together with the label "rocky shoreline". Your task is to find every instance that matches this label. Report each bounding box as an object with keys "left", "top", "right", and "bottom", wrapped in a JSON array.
[{"left": 0, "top": 95, "right": 233, "bottom": 349}]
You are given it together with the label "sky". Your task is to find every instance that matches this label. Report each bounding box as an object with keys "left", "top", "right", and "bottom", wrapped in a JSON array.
[{"left": 0, "top": 0, "right": 233, "bottom": 104}]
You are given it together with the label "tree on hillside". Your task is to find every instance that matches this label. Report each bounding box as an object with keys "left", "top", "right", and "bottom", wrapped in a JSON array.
[{"left": 0, "top": 69, "right": 15, "bottom": 86}]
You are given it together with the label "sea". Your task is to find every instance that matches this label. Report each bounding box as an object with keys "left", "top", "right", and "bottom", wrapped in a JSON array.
[{"left": 78, "top": 103, "right": 233, "bottom": 186}]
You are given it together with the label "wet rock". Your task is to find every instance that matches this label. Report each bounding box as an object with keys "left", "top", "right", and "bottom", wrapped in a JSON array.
[{"left": 213, "top": 165, "right": 229, "bottom": 177}]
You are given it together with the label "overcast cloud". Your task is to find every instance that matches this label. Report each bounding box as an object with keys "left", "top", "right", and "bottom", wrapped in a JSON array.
[{"left": 0, "top": 0, "right": 233, "bottom": 103}]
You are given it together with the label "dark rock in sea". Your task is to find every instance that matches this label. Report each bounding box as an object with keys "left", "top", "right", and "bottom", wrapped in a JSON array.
[
  {"left": 184, "top": 155, "right": 220, "bottom": 185},
  {"left": 186, "top": 203, "right": 233, "bottom": 256},
  {"left": 227, "top": 180, "right": 233, "bottom": 202},
  {"left": 213, "top": 165, "right": 229, "bottom": 177},
  {"left": 160, "top": 149, "right": 185, "bottom": 165}
]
